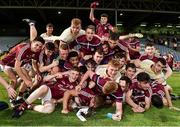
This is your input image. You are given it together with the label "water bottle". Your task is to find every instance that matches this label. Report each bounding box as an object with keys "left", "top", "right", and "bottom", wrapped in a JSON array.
[{"left": 107, "top": 113, "right": 113, "bottom": 119}]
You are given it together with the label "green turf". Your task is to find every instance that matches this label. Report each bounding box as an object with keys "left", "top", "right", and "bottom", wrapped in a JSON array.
[{"left": 0, "top": 72, "right": 180, "bottom": 126}]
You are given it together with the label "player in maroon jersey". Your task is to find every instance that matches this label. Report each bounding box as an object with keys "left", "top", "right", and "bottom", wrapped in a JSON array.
[
  {"left": 78, "top": 49, "right": 104, "bottom": 66},
  {"left": 12, "top": 67, "right": 80, "bottom": 118},
  {"left": 164, "top": 52, "right": 174, "bottom": 70},
  {"left": 0, "top": 37, "right": 45, "bottom": 90},
  {"left": 101, "top": 42, "right": 115, "bottom": 64},
  {"left": 38, "top": 42, "right": 58, "bottom": 73},
  {"left": 139, "top": 41, "right": 159, "bottom": 62},
  {"left": 126, "top": 72, "right": 151, "bottom": 113},
  {"left": 151, "top": 81, "right": 180, "bottom": 111},
  {"left": 61, "top": 87, "right": 96, "bottom": 114},
  {"left": 124, "top": 63, "right": 137, "bottom": 80},
  {"left": 75, "top": 25, "right": 102, "bottom": 57},
  {"left": 119, "top": 33, "right": 142, "bottom": 60},
  {"left": 89, "top": 1, "right": 115, "bottom": 40},
  {"left": 62, "top": 51, "right": 79, "bottom": 71}
]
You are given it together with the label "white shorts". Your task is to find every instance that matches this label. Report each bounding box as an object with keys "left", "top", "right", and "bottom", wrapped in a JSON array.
[{"left": 41, "top": 87, "right": 52, "bottom": 105}]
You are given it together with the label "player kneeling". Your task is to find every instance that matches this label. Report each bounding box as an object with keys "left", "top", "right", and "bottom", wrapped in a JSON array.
[{"left": 126, "top": 72, "right": 151, "bottom": 113}]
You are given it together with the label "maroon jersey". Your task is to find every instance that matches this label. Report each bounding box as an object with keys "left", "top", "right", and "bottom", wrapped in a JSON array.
[
  {"left": 0, "top": 43, "right": 40, "bottom": 67},
  {"left": 139, "top": 54, "right": 159, "bottom": 63},
  {"left": 50, "top": 76, "right": 78, "bottom": 99},
  {"left": 166, "top": 55, "right": 174, "bottom": 69},
  {"left": 78, "top": 87, "right": 95, "bottom": 106},
  {"left": 63, "top": 61, "right": 73, "bottom": 71},
  {"left": 91, "top": 74, "right": 111, "bottom": 95},
  {"left": 151, "top": 82, "right": 165, "bottom": 98},
  {"left": 76, "top": 35, "right": 102, "bottom": 55},
  {"left": 101, "top": 50, "right": 115, "bottom": 64},
  {"left": 110, "top": 87, "right": 124, "bottom": 102},
  {"left": 93, "top": 18, "right": 113, "bottom": 38},
  {"left": 130, "top": 81, "right": 151, "bottom": 103},
  {"left": 91, "top": 74, "right": 123, "bottom": 102},
  {"left": 119, "top": 39, "right": 140, "bottom": 59}
]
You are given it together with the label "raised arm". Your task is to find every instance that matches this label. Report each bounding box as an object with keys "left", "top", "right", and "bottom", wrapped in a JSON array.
[
  {"left": 89, "top": 2, "right": 99, "bottom": 22},
  {"left": 119, "top": 33, "right": 143, "bottom": 40},
  {"left": 89, "top": 8, "right": 95, "bottom": 22}
]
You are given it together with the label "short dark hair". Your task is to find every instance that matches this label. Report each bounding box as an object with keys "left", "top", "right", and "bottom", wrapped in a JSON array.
[
  {"left": 126, "top": 63, "right": 136, "bottom": 71},
  {"left": 86, "top": 25, "right": 95, "bottom": 32},
  {"left": 46, "top": 23, "right": 54, "bottom": 28},
  {"left": 79, "top": 66, "right": 88, "bottom": 74},
  {"left": 137, "top": 72, "right": 150, "bottom": 82},
  {"left": 45, "top": 42, "right": 55, "bottom": 51},
  {"left": 85, "top": 58, "right": 97, "bottom": 68},
  {"left": 113, "top": 52, "right": 126, "bottom": 60},
  {"left": 145, "top": 41, "right": 155, "bottom": 48},
  {"left": 67, "top": 51, "right": 79, "bottom": 61},
  {"left": 109, "top": 32, "right": 119, "bottom": 41},
  {"left": 71, "top": 66, "right": 80, "bottom": 72},
  {"left": 120, "top": 76, "right": 132, "bottom": 85},
  {"left": 157, "top": 58, "right": 166, "bottom": 66},
  {"left": 33, "top": 36, "right": 45, "bottom": 45},
  {"left": 54, "top": 40, "right": 60, "bottom": 47},
  {"left": 95, "top": 49, "right": 104, "bottom": 56},
  {"left": 151, "top": 94, "right": 163, "bottom": 108},
  {"left": 101, "top": 13, "right": 108, "bottom": 18},
  {"left": 102, "top": 41, "right": 110, "bottom": 48}
]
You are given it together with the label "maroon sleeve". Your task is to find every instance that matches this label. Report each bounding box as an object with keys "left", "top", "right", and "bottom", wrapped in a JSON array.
[
  {"left": 92, "top": 74, "right": 99, "bottom": 83},
  {"left": 145, "top": 88, "right": 151, "bottom": 98},
  {"left": 110, "top": 87, "right": 123, "bottom": 102},
  {"left": 93, "top": 18, "right": 100, "bottom": 26},
  {"left": 92, "top": 74, "right": 106, "bottom": 86},
  {"left": 107, "top": 23, "right": 113, "bottom": 30},
  {"left": 69, "top": 40, "right": 78, "bottom": 49},
  {"left": 16, "top": 44, "right": 29, "bottom": 61},
  {"left": 129, "top": 83, "right": 135, "bottom": 90},
  {"left": 135, "top": 40, "right": 140, "bottom": 47}
]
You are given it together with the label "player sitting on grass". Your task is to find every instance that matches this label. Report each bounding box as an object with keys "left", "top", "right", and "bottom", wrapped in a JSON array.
[{"left": 12, "top": 67, "right": 80, "bottom": 118}]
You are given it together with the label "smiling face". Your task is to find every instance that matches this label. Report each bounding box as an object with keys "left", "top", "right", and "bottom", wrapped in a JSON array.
[
  {"left": 125, "top": 67, "right": 136, "bottom": 79},
  {"left": 69, "top": 56, "right": 79, "bottom": 67},
  {"left": 59, "top": 49, "right": 69, "bottom": 60},
  {"left": 46, "top": 26, "right": 53, "bottom": 35},
  {"left": 119, "top": 80, "right": 127, "bottom": 91},
  {"left": 139, "top": 81, "right": 150, "bottom": 90},
  {"left": 44, "top": 49, "right": 54, "bottom": 57},
  {"left": 154, "top": 61, "right": 165, "bottom": 73},
  {"left": 69, "top": 70, "right": 79, "bottom": 82},
  {"left": 107, "top": 65, "right": 119, "bottom": 78},
  {"left": 31, "top": 41, "right": 43, "bottom": 53},
  {"left": 145, "top": 46, "right": 156, "bottom": 56}
]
